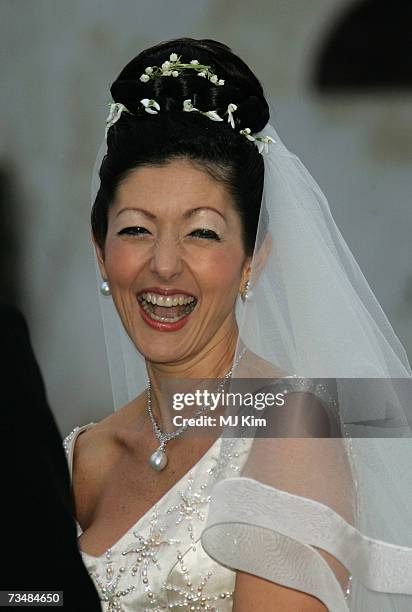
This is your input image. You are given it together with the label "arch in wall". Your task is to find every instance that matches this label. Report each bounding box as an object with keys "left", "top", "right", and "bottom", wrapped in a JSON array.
[{"left": 313, "top": 0, "right": 412, "bottom": 92}]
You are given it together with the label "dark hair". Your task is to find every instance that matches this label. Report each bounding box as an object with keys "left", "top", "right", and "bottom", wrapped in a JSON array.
[{"left": 92, "top": 38, "right": 270, "bottom": 256}]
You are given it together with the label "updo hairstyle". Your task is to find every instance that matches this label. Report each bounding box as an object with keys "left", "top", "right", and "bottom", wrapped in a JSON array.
[{"left": 92, "top": 38, "right": 270, "bottom": 256}]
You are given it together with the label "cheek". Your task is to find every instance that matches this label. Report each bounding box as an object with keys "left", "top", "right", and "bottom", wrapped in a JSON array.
[
  {"left": 194, "top": 245, "right": 244, "bottom": 292},
  {"left": 104, "top": 241, "right": 143, "bottom": 286}
]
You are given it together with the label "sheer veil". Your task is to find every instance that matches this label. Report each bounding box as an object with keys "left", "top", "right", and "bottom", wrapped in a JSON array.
[{"left": 92, "top": 121, "right": 412, "bottom": 610}]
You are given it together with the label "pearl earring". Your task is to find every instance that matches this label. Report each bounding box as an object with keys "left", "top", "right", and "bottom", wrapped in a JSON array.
[
  {"left": 241, "top": 279, "right": 253, "bottom": 302},
  {"left": 100, "top": 279, "right": 111, "bottom": 296}
]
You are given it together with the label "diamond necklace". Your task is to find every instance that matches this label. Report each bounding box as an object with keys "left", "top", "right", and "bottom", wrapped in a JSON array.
[{"left": 146, "top": 346, "right": 247, "bottom": 471}]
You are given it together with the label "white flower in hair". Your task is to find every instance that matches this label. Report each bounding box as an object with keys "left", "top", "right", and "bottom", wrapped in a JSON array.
[
  {"left": 237, "top": 129, "right": 276, "bottom": 152},
  {"left": 183, "top": 99, "right": 198, "bottom": 112},
  {"left": 183, "top": 99, "right": 222, "bottom": 122},
  {"left": 136, "top": 54, "right": 224, "bottom": 87},
  {"left": 105, "top": 102, "right": 128, "bottom": 138},
  {"left": 256, "top": 135, "right": 276, "bottom": 154},
  {"left": 240, "top": 127, "right": 256, "bottom": 141},
  {"left": 140, "top": 98, "right": 160, "bottom": 114},
  {"left": 227, "top": 103, "right": 237, "bottom": 128},
  {"left": 256, "top": 141, "right": 267, "bottom": 154},
  {"left": 204, "top": 110, "right": 223, "bottom": 121}
]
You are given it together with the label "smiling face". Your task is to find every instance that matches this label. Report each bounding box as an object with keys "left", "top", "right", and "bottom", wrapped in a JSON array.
[{"left": 95, "top": 158, "right": 252, "bottom": 364}]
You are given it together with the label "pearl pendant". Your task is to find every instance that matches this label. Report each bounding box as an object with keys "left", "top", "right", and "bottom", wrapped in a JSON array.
[{"left": 149, "top": 447, "right": 168, "bottom": 471}]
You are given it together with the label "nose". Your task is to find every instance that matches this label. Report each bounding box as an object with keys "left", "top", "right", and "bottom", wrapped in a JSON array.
[{"left": 149, "top": 232, "right": 184, "bottom": 281}]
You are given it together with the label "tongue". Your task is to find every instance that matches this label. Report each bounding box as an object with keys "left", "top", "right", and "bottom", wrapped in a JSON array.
[{"left": 153, "top": 304, "right": 187, "bottom": 318}]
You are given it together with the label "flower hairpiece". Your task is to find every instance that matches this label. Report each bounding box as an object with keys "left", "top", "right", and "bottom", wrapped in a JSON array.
[
  {"left": 182, "top": 100, "right": 275, "bottom": 151},
  {"left": 105, "top": 53, "right": 276, "bottom": 153},
  {"left": 139, "top": 53, "right": 225, "bottom": 86},
  {"left": 240, "top": 128, "right": 275, "bottom": 154},
  {"left": 182, "top": 99, "right": 223, "bottom": 122},
  {"left": 140, "top": 98, "right": 160, "bottom": 114},
  {"left": 105, "top": 102, "right": 129, "bottom": 138}
]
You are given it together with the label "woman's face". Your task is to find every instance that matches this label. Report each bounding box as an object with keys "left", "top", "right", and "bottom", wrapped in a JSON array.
[{"left": 95, "top": 158, "right": 251, "bottom": 364}]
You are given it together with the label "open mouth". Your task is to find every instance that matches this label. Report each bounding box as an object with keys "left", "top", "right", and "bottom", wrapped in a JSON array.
[{"left": 137, "top": 292, "right": 198, "bottom": 323}]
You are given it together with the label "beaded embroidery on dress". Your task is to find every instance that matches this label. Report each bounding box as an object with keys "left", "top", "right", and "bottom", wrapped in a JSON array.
[{"left": 63, "top": 424, "right": 251, "bottom": 611}]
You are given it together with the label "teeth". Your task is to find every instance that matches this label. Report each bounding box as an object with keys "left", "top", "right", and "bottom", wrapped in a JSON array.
[
  {"left": 140, "top": 299, "right": 195, "bottom": 322},
  {"left": 141, "top": 292, "right": 196, "bottom": 307}
]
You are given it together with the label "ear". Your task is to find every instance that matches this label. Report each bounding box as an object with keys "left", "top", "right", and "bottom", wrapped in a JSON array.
[
  {"left": 92, "top": 231, "right": 108, "bottom": 280},
  {"left": 239, "top": 231, "right": 273, "bottom": 291},
  {"left": 240, "top": 255, "right": 252, "bottom": 292}
]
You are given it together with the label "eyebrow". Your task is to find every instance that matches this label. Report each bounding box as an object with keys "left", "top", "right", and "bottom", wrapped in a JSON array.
[
  {"left": 115, "top": 206, "right": 226, "bottom": 221},
  {"left": 116, "top": 207, "right": 156, "bottom": 220}
]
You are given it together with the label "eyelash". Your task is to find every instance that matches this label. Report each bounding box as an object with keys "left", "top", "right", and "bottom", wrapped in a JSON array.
[
  {"left": 190, "top": 229, "right": 220, "bottom": 240},
  {"left": 118, "top": 227, "right": 221, "bottom": 240},
  {"left": 118, "top": 226, "right": 148, "bottom": 236}
]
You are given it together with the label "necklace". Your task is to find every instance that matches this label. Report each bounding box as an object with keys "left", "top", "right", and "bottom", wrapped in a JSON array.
[{"left": 146, "top": 346, "right": 247, "bottom": 471}]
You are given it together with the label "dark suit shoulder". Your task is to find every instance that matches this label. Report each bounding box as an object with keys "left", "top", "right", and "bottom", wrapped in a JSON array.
[{"left": 0, "top": 300, "right": 29, "bottom": 334}]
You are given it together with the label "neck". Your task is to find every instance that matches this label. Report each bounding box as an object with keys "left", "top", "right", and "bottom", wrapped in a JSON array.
[{"left": 145, "top": 318, "right": 242, "bottom": 431}]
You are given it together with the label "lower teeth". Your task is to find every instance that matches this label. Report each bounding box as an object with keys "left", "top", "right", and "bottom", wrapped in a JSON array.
[{"left": 141, "top": 300, "right": 194, "bottom": 323}]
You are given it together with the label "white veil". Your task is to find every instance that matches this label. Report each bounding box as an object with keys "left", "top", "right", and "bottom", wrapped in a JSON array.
[{"left": 92, "top": 122, "right": 412, "bottom": 610}]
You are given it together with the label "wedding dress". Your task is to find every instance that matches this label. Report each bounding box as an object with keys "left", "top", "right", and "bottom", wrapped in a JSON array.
[
  {"left": 63, "top": 424, "right": 250, "bottom": 611},
  {"left": 64, "top": 377, "right": 358, "bottom": 611}
]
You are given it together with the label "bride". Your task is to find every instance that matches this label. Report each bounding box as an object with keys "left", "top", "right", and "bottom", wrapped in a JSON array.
[{"left": 64, "top": 38, "right": 412, "bottom": 611}]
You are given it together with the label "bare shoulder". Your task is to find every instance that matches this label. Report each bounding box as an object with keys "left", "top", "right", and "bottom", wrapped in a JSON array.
[
  {"left": 72, "top": 393, "right": 146, "bottom": 529},
  {"left": 74, "top": 390, "right": 146, "bottom": 456},
  {"left": 73, "top": 393, "right": 146, "bottom": 470},
  {"left": 73, "top": 420, "right": 117, "bottom": 479},
  {"left": 71, "top": 418, "right": 120, "bottom": 530}
]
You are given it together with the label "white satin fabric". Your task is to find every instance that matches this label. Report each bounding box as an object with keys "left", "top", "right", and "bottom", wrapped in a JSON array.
[
  {"left": 202, "top": 468, "right": 412, "bottom": 612},
  {"left": 64, "top": 423, "right": 359, "bottom": 611},
  {"left": 64, "top": 424, "right": 248, "bottom": 611}
]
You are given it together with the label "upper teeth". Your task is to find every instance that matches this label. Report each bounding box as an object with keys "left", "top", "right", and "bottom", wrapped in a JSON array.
[{"left": 141, "top": 293, "right": 196, "bottom": 307}]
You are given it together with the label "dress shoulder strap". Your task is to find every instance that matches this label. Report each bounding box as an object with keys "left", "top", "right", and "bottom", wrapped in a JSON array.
[{"left": 63, "top": 423, "right": 95, "bottom": 481}]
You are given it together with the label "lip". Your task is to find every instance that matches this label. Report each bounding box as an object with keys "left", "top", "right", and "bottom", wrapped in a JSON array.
[
  {"left": 137, "top": 296, "right": 195, "bottom": 332},
  {"left": 138, "top": 286, "right": 196, "bottom": 298},
  {"left": 137, "top": 286, "right": 198, "bottom": 332}
]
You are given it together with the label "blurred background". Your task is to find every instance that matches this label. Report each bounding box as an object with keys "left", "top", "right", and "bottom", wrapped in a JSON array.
[{"left": 1, "top": 0, "right": 411, "bottom": 434}]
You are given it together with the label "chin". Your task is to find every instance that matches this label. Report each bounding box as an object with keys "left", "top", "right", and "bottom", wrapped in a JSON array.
[{"left": 135, "top": 338, "right": 184, "bottom": 364}]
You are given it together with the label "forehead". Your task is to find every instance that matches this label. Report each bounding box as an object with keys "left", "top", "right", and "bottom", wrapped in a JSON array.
[{"left": 112, "top": 158, "right": 235, "bottom": 216}]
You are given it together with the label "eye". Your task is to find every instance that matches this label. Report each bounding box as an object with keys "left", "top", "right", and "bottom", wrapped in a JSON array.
[
  {"left": 118, "top": 226, "right": 150, "bottom": 236},
  {"left": 189, "top": 229, "right": 220, "bottom": 240}
]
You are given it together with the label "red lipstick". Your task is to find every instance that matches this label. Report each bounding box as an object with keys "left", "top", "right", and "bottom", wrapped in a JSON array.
[{"left": 137, "top": 287, "right": 197, "bottom": 332}]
